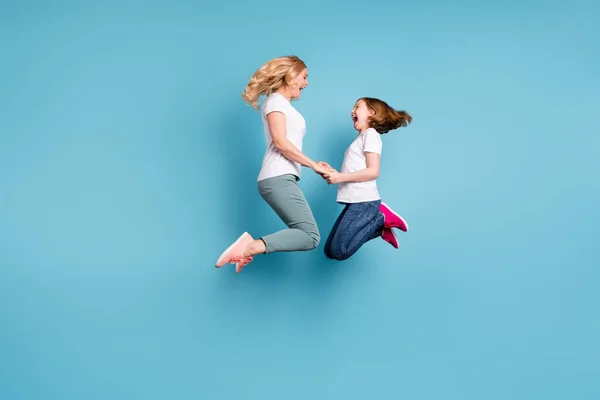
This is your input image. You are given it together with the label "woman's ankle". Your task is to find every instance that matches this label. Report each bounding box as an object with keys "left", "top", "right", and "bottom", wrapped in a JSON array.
[{"left": 244, "top": 239, "right": 266, "bottom": 257}]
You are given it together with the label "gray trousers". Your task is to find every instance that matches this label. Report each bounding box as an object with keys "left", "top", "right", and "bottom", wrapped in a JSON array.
[{"left": 257, "top": 174, "right": 320, "bottom": 253}]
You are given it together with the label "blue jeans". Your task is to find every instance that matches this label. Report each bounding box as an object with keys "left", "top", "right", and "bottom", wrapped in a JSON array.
[{"left": 324, "top": 200, "right": 384, "bottom": 261}]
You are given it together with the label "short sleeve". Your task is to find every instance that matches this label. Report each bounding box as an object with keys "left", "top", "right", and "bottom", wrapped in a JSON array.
[
  {"left": 262, "top": 94, "right": 288, "bottom": 117},
  {"left": 363, "top": 129, "right": 382, "bottom": 155}
]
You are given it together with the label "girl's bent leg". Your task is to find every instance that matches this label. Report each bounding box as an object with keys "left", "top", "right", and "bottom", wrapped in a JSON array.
[
  {"left": 324, "top": 205, "right": 349, "bottom": 259},
  {"left": 327, "top": 201, "right": 384, "bottom": 261}
]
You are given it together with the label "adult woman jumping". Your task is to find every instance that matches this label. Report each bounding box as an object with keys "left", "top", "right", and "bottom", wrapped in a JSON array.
[{"left": 215, "top": 55, "right": 330, "bottom": 273}]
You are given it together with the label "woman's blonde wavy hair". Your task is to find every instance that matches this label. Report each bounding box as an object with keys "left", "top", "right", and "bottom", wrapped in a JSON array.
[{"left": 242, "top": 55, "right": 307, "bottom": 110}]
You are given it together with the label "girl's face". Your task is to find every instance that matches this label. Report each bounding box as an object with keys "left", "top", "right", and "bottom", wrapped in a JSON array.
[
  {"left": 351, "top": 100, "right": 374, "bottom": 132},
  {"left": 289, "top": 68, "right": 308, "bottom": 100}
]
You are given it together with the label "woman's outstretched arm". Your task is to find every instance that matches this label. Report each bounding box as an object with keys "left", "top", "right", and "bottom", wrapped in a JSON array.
[{"left": 267, "top": 112, "right": 328, "bottom": 175}]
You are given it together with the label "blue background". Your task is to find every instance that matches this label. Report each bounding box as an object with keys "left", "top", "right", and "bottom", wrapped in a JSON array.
[{"left": 1, "top": 1, "right": 599, "bottom": 399}]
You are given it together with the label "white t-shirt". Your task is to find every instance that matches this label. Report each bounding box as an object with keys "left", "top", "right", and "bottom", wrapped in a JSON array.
[
  {"left": 257, "top": 93, "right": 306, "bottom": 181},
  {"left": 336, "top": 128, "right": 383, "bottom": 203}
]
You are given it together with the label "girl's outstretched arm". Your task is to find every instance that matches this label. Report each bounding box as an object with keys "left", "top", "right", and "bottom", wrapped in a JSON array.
[{"left": 324, "top": 152, "right": 380, "bottom": 184}]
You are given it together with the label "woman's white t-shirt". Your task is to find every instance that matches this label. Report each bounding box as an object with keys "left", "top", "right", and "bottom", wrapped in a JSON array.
[
  {"left": 336, "top": 128, "right": 383, "bottom": 203},
  {"left": 257, "top": 93, "right": 306, "bottom": 182}
]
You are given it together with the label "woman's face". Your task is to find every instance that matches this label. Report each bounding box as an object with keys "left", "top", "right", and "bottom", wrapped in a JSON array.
[{"left": 289, "top": 68, "right": 308, "bottom": 100}]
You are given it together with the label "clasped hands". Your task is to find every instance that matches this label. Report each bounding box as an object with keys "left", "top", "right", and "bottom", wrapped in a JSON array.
[{"left": 314, "top": 161, "right": 342, "bottom": 185}]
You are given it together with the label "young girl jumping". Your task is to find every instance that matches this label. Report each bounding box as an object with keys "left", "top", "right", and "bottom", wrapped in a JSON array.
[{"left": 321, "top": 97, "right": 412, "bottom": 261}]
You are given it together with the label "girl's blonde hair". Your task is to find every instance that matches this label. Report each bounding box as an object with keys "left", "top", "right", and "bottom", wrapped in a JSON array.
[
  {"left": 242, "top": 55, "right": 307, "bottom": 110},
  {"left": 360, "top": 97, "right": 412, "bottom": 134}
]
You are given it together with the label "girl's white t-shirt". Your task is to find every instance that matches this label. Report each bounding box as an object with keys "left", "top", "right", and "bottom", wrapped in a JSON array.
[
  {"left": 336, "top": 128, "right": 383, "bottom": 203},
  {"left": 257, "top": 93, "right": 306, "bottom": 182}
]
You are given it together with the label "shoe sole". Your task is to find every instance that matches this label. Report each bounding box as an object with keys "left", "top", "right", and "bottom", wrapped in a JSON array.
[
  {"left": 389, "top": 228, "right": 399, "bottom": 248},
  {"left": 381, "top": 228, "right": 399, "bottom": 249},
  {"left": 235, "top": 262, "right": 244, "bottom": 273},
  {"left": 215, "top": 232, "right": 249, "bottom": 267},
  {"left": 381, "top": 202, "right": 409, "bottom": 231}
]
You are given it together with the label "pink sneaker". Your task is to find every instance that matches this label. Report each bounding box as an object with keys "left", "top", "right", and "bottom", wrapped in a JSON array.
[
  {"left": 380, "top": 202, "right": 409, "bottom": 232},
  {"left": 381, "top": 227, "right": 399, "bottom": 248},
  {"left": 235, "top": 256, "right": 254, "bottom": 273},
  {"left": 215, "top": 232, "right": 254, "bottom": 268}
]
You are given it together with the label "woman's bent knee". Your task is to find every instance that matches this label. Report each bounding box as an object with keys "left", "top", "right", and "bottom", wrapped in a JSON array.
[
  {"left": 311, "top": 232, "right": 320, "bottom": 249},
  {"left": 304, "top": 226, "right": 320, "bottom": 250}
]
